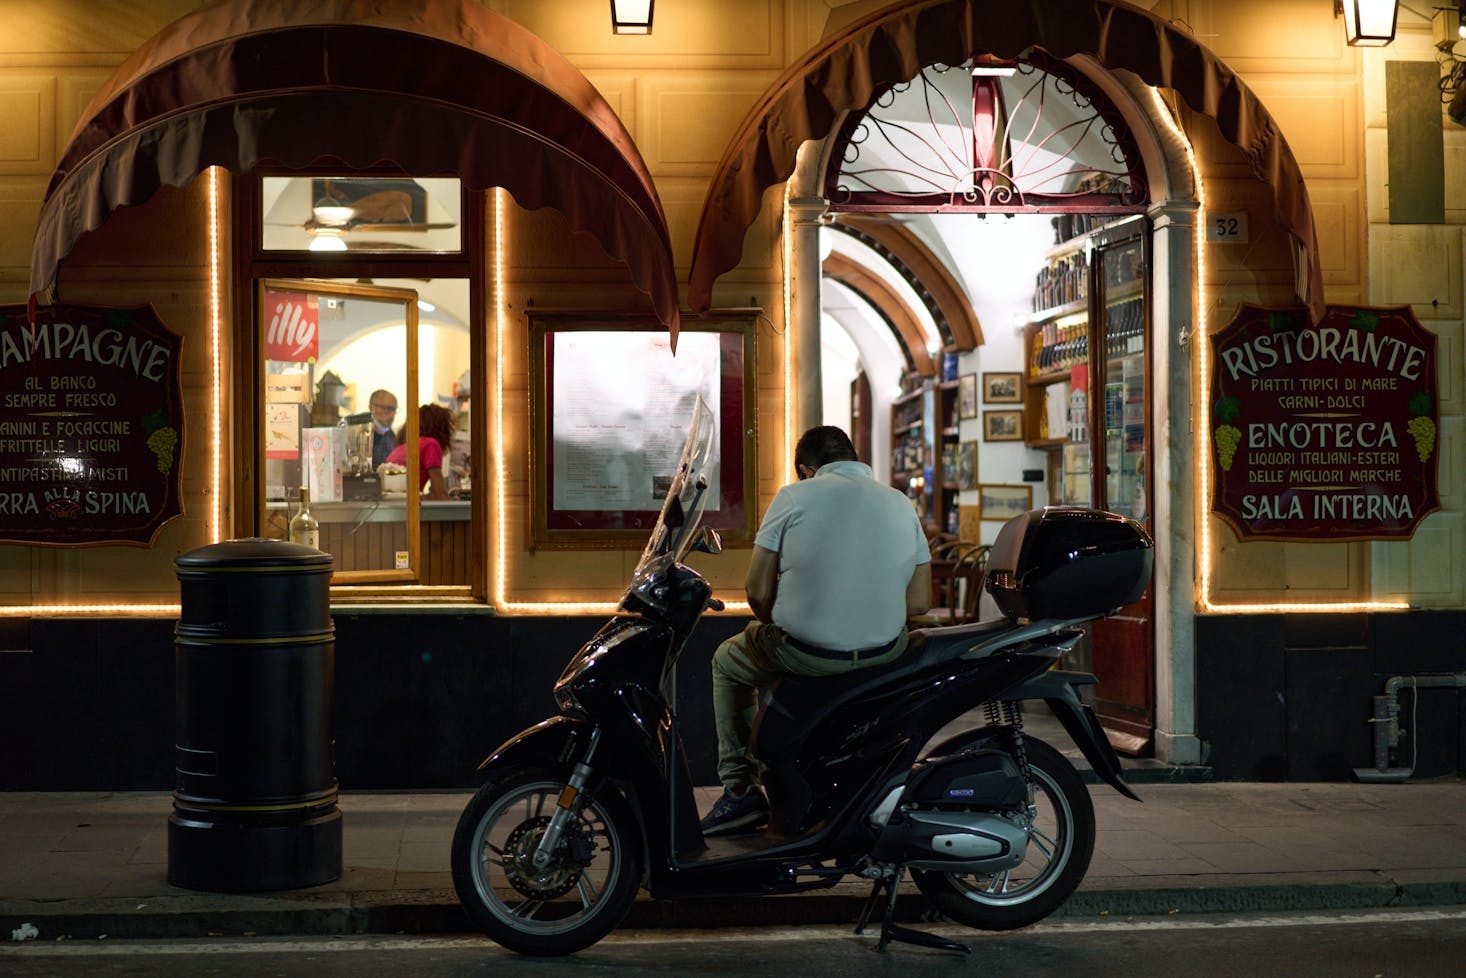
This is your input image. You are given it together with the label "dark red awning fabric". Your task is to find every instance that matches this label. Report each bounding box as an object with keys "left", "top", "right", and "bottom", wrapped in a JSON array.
[
  {"left": 686, "top": 0, "right": 1322, "bottom": 324},
  {"left": 30, "top": 0, "right": 680, "bottom": 338}
]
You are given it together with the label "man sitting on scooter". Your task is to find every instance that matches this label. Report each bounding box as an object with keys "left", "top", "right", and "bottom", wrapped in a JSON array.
[{"left": 700, "top": 425, "right": 933, "bottom": 835}]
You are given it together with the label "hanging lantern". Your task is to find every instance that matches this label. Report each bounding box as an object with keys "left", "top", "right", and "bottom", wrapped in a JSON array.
[
  {"left": 611, "top": 0, "right": 653, "bottom": 35},
  {"left": 1340, "top": 0, "right": 1399, "bottom": 46}
]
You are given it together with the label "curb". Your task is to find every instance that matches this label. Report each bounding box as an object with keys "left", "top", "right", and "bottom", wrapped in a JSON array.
[{"left": 5, "top": 875, "right": 1464, "bottom": 942}]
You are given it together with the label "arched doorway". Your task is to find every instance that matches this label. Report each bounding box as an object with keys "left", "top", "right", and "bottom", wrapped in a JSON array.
[
  {"left": 685, "top": 0, "right": 1322, "bottom": 767},
  {"left": 807, "top": 51, "right": 1165, "bottom": 751}
]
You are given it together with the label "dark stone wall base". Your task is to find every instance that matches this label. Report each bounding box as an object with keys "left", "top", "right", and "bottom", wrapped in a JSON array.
[
  {"left": 5, "top": 610, "right": 1462, "bottom": 788},
  {"left": 1196, "top": 611, "right": 1466, "bottom": 780},
  {"left": 0, "top": 613, "right": 747, "bottom": 791}
]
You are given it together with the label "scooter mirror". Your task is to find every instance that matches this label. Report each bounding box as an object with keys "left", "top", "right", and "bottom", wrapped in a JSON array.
[{"left": 691, "top": 527, "right": 723, "bottom": 555}]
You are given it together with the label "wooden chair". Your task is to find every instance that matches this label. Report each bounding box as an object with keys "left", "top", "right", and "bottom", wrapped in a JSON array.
[{"left": 911, "top": 542, "right": 990, "bottom": 626}]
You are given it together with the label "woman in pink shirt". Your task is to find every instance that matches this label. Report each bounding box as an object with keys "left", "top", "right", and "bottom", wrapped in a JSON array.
[{"left": 385, "top": 403, "right": 455, "bottom": 500}]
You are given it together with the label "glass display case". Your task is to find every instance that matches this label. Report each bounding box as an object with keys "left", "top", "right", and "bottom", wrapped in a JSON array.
[
  {"left": 1100, "top": 238, "right": 1146, "bottom": 522},
  {"left": 1022, "top": 218, "right": 1147, "bottom": 521}
]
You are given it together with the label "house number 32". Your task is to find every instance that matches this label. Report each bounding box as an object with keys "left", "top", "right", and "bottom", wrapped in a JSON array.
[{"left": 1206, "top": 213, "right": 1249, "bottom": 243}]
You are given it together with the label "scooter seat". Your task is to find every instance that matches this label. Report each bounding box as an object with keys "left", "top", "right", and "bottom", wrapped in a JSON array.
[{"left": 751, "top": 617, "right": 1018, "bottom": 762}]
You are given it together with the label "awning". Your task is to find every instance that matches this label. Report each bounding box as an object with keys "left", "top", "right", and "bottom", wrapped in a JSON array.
[
  {"left": 30, "top": 0, "right": 680, "bottom": 338},
  {"left": 687, "top": 0, "right": 1322, "bottom": 324}
]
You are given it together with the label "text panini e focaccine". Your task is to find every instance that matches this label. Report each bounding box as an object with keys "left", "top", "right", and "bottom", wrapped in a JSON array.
[{"left": 1220, "top": 320, "right": 1430, "bottom": 524}]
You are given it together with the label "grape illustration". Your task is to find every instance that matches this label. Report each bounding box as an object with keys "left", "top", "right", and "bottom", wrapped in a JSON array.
[
  {"left": 142, "top": 409, "right": 178, "bottom": 474},
  {"left": 1213, "top": 395, "right": 1242, "bottom": 472},
  {"left": 1406, "top": 392, "right": 1435, "bottom": 463},
  {"left": 147, "top": 426, "right": 178, "bottom": 473}
]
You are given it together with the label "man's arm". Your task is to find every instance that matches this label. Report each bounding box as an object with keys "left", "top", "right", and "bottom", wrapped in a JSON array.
[
  {"left": 745, "top": 545, "right": 780, "bottom": 623},
  {"left": 905, "top": 561, "right": 932, "bottom": 617}
]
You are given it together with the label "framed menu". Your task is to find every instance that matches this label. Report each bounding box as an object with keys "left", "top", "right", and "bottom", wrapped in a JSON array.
[
  {"left": 0, "top": 303, "right": 185, "bottom": 546},
  {"left": 528, "top": 311, "right": 758, "bottom": 549}
]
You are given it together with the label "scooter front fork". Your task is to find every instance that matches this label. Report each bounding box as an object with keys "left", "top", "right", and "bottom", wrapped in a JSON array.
[{"left": 531, "top": 727, "right": 602, "bottom": 870}]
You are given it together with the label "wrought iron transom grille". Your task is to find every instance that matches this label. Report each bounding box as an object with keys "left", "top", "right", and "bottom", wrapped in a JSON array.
[{"left": 824, "top": 51, "right": 1148, "bottom": 214}]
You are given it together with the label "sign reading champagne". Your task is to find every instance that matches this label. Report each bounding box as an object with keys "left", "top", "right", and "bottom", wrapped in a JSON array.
[
  {"left": 1210, "top": 304, "right": 1439, "bottom": 541},
  {"left": 0, "top": 303, "right": 184, "bottom": 546}
]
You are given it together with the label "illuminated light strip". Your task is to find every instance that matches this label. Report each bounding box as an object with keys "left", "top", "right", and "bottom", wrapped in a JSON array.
[
  {"left": 0, "top": 604, "right": 182, "bottom": 617},
  {"left": 208, "top": 167, "right": 224, "bottom": 542},
  {"left": 492, "top": 188, "right": 512, "bottom": 611},
  {"left": 1148, "top": 89, "right": 1407, "bottom": 615},
  {"left": 487, "top": 189, "right": 649, "bottom": 615},
  {"left": 783, "top": 183, "right": 795, "bottom": 483}
]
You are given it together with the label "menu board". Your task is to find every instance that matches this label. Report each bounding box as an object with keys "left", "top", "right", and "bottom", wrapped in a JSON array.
[
  {"left": 0, "top": 303, "right": 185, "bottom": 546},
  {"left": 1209, "top": 304, "right": 1438, "bottom": 541}
]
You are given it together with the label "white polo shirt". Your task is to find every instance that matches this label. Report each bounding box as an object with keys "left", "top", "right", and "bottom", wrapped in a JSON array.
[{"left": 755, "top": 460, "right": 929, "bottom": 651}]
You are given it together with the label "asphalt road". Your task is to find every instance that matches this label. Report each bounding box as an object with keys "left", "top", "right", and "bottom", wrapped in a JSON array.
[{"left": 4, "top": 907, "right": 1463, "bottom": 977}]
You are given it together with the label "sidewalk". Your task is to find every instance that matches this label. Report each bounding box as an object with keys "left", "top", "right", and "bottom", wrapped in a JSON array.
[{"left": 4, "top": 776, "right": 1465, "bottom": 942}]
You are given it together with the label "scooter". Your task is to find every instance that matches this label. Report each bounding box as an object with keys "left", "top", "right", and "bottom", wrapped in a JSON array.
[{"left": 451, "top": 399, "right": 1151, "bottom": 955}]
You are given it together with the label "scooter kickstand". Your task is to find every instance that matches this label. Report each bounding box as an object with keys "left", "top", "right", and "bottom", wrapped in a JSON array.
[
  {"left": 861, "top": 868, "right": 970, "bottom": 955},
  {"left": 853, "top": 877, "right": 887, "bottom": 937}
]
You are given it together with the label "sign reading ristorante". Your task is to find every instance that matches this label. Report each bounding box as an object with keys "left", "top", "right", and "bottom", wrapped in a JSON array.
[
  {"left": 0, "top": 303, "right": 184, "bottom": 546},
  {"left": 1210, "top": 304, "right": 1438, "bottom": 541}
]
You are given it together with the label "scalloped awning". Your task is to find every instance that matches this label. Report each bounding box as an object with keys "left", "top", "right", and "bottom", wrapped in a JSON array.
[
  {"left": 687, "top": 0, "right": 1321, "bottom": 324},
  {"left": 30, "top": 0, "right": 680, "bottom": 338}
]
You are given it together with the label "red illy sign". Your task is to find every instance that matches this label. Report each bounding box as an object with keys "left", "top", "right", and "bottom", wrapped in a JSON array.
[{"left": 1209, "top": 304, "right": 1439, "bottom": 541}]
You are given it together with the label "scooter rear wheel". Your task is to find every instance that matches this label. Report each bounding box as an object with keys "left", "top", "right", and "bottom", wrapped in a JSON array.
[
  {"left": 911, "top": 735, "right": 1094, "bottom": 930},
  {"left": 451, "top": 764, "right": 642, "bottom": 955}
]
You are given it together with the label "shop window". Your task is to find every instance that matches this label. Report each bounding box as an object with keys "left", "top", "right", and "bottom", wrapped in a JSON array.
[
  {"left": 245, "top": 172, "right": 477, "bottom": 592},
  {"left": 260, "top": 176, "right": 463, "bottom": 254},
  {"left": 258, "top": 278, "right": 471, "bottom": 584}
]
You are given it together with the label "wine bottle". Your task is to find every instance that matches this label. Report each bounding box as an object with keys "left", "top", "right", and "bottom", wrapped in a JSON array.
[{"left": 289, "top": 485, "right": 320, "bottom": 549}]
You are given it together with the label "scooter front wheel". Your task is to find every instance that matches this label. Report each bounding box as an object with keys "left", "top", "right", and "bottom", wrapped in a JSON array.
[
  {"left": 451, "top": 764, "right": 643, "bottom": 955},
  {"left": 911, "top": 735, "right": 1094, "bottom": 930}
]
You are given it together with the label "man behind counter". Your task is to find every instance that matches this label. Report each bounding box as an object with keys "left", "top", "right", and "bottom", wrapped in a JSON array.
[{"left": 368, "top": 389, "right": 398, "bottom": 468}]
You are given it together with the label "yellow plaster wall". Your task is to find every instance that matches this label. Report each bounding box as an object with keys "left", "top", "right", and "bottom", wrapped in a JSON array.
[
  {"left": 1362, "top": 16, "right": 1466, "bottom": 608},
  {"left": 4, "top": 0, "right": 1450, "bottom": 614},
  {"left": 1169, "top": 0, "right": 1374, "bottom": 603},
  {"left": 0, "top": 2, "right": 215, "bottom": 608}
]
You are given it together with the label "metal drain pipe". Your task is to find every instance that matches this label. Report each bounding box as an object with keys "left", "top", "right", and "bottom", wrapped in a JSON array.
[{"left": 1353, "top": 673, "right": 1466, "bottom": 783}]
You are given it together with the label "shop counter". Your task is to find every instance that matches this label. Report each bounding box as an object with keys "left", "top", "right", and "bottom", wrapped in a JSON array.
[{"left": 265, "top": 499, "right": 471, "bottom": 585}]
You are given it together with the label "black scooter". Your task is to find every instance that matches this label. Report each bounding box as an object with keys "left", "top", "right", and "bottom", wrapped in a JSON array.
[{"left": 451, "top": 401, "right": 1150, "bottom": 955}]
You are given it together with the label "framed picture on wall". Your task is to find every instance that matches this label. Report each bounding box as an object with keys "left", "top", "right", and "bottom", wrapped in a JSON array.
[
  {"left": 528, "top": 311, "right": 758, "bottom": 549},
  {"left": 957, "top": 373, "right": 978, "bottom": 419},
  {"left": 983, "top": 409, "right": 1023, "bottom": 442},
  {"left": 957, "top": 441, "right": 978, "bottom": 490},
  {"left": 977, "top": 483, "right": 1033, "bottom": 522},
  {"left": 982, "top": 371, "right": 1022, "bottom": 404}
]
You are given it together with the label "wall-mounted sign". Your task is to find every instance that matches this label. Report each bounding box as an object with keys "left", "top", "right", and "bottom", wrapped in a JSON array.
[
  {"left": 263, "top": 288, "right": 319, "bottom": 363},
  {"left": 1210, "top": 304, "right": 1439, "bottom": 541},
  {"left": 0, "top": 303, "right": 184, "bottom": 546}
]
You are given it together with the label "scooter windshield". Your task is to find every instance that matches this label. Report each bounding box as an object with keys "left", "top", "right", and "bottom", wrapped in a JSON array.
[{"left": 630, "top": 395, "right": 718, "bottom": 583}]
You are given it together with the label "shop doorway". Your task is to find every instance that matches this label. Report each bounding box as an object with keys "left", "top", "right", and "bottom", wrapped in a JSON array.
[{"left": 815, "top": 54, "right": 1157, "bottom": 752}]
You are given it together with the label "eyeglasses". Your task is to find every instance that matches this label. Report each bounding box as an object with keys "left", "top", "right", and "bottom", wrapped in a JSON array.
[{"left": 370, "top": 402, "right": 397, "bottom": 413}]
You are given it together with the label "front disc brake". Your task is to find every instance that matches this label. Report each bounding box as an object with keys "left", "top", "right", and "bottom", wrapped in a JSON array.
[{"left": 500, "top": 814, "right": 594, "bottom": 900}]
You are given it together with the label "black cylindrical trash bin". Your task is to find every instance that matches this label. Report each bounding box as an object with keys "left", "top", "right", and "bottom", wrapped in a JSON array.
[{"left": 168, "top": 539, "right": 341, "bottom": 892}]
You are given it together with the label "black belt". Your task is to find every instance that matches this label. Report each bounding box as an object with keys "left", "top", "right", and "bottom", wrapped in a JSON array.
[{"left": 783, "top": 632, "right": 900, "bottom": 661}]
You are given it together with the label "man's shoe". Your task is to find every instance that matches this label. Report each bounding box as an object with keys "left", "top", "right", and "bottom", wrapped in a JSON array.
[{"left": 699, "top": 787, "right": 769, "bottom": 836}]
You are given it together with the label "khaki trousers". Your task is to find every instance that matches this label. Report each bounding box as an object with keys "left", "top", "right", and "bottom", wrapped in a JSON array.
[{"left": 711, "top": 622, "right": 908, "bottom": 791}]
